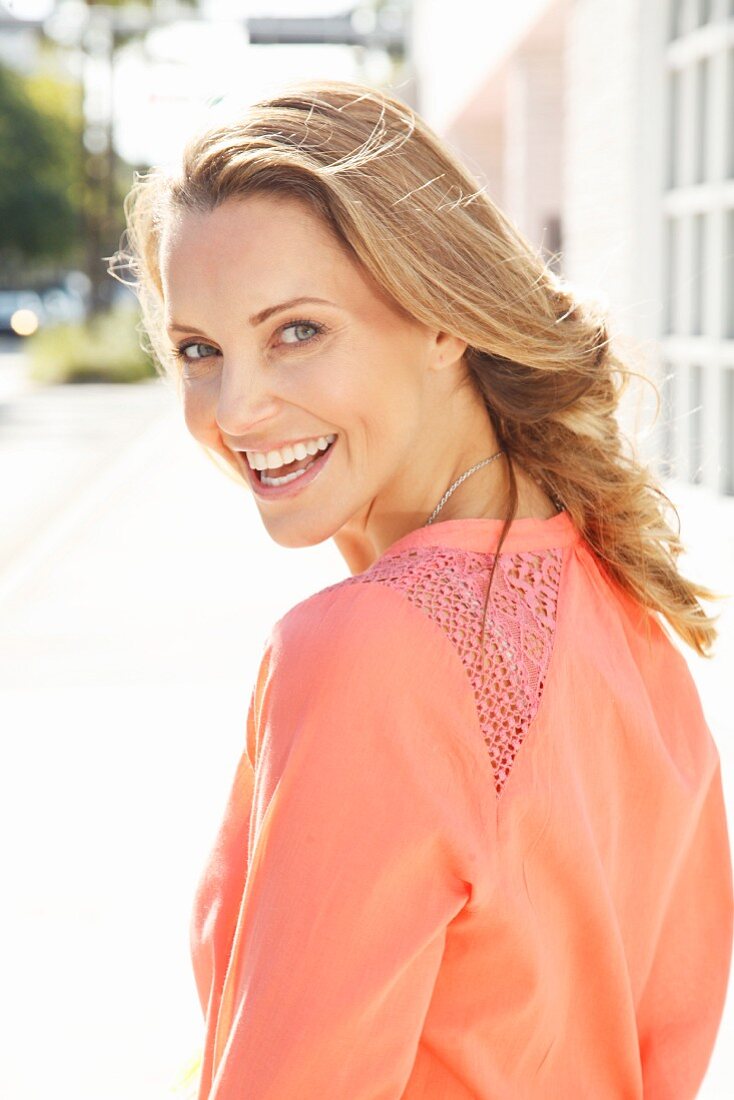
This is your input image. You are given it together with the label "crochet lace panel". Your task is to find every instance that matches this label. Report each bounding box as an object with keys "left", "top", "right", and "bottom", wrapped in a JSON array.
[{"left": 340, "top": 546, "right": 563, "bottom": 798}]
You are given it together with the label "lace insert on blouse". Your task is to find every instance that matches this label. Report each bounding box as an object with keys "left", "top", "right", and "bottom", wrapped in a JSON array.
[{"left": 340, "top": 545, "right": 563, "bottom": 797}]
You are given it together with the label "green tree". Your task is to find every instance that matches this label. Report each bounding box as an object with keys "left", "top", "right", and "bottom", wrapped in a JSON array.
[{"left": 0, "top": 62, "right": 83, "bottom": 271}]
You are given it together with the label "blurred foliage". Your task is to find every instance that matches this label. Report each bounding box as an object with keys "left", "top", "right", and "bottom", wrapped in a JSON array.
[
  {"left": 26, "top": 305, "right": 158, "bottom": 384},
  {"left": 88, "top": 0, "right": 196, "bottom": 6},
  {"left": 0, "top": 62, "right": 84, "bottom": 268}
]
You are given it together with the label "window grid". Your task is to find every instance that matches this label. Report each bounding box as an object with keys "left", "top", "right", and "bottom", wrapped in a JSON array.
[
  {"left": 728, "top": 210, "right": 734, "bottom": 337},
  {"left": 690, "top": 363, "right": 704, "bottom": 482},
  {"left": 728, "top": 49, "right": 734, "bottom": 177},
  {"left": 661, "top": 0, "right": 734, "bottom": 496},
  {"left": 660, "top": 363, "right": 677, "bottom": 479},
  {"left": 725, "top": 368, "right": 734, "bottom": 494}
]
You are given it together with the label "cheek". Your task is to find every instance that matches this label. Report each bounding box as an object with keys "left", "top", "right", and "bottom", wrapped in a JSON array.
[
  {"left": 319, "top": 339, "right": 383, "bottom": 413},
  {"left": 182, "top": 384, "right": 222, "bottom": 451}
]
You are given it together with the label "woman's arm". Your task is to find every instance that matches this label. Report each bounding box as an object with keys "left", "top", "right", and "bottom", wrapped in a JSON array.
[
  {"left": 637, "top": 754, "right": 733, "bottom": 1097},
  {"left": 207, "top": 582, "right": 482, "bottom": 1099}
]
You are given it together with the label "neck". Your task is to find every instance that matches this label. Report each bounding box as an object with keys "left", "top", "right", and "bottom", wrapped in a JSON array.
[
  {"left": 334, "top": 458, "right": 560, "bottom": 576},
  {"left": 334, "top": 449, "right": 512, "bottom": 575},
  {"left": 424, "top": 450, "right": 505, "bottom": 526}
]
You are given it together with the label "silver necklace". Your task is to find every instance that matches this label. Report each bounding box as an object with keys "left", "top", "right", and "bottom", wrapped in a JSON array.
[{"left": 424, "top": 449, "right": 505, "bottom": 526}]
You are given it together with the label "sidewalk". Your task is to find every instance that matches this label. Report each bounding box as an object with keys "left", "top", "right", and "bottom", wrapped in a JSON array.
[{"left": 0, "top": 380, "right": 343, "bottom": 1100}]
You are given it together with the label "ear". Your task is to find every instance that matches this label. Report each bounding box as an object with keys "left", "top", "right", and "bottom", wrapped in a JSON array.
[{"left": 427, "top": 329, "right": 469, "bottom": 372}]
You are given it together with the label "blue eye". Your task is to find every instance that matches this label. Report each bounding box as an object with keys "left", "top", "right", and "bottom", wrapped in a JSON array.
[
  {"left": 172, "top": 317, "right": 327, "bottom": 372},
  {"left": 174, "top": 341, "right": 218, "bottom": 363},
  {"left": 279, "top": 319, "right": 325, "bottom": 346}
]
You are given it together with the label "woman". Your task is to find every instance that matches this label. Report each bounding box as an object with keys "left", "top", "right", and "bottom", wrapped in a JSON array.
[{"left": 111, "top": 80, "right": 732, "bottom": 1098}]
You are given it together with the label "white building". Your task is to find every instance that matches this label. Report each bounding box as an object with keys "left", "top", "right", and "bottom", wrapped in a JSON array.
[{"left": 414, "top": 0, "right": 734, "bottom": 500}]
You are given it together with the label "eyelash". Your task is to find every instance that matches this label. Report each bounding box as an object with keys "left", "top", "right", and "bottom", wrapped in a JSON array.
[{"left": 172, "top": 317, "right": 327, "bottom": 367}]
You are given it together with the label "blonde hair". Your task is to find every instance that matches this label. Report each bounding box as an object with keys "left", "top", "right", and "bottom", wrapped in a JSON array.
[{"left": 108, "top": 77, "right": 725, "bottom": 659}]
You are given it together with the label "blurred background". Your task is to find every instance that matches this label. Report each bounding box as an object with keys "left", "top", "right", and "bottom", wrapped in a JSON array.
[{"left": 0, "top": 0, "right": 732, "bottom": 1095}]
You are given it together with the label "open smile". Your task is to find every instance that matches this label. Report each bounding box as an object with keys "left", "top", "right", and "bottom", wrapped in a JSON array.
[{"left": 241, "top": 436, "right": 338, "bottom": 500}]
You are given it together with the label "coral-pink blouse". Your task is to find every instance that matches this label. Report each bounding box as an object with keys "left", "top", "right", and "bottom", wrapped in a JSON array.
[{"left": 190, "top": 509, "right": 733, "bottom": 1098}]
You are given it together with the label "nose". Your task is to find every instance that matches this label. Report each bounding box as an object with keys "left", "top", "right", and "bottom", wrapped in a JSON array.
[{"left": 215, "top": 359, "right": 280, "bottom": 441}]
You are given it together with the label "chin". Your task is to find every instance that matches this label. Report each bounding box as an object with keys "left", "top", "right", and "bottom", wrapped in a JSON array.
[{"left": 259, "top": 513, "right": 338, "bottom": 550}]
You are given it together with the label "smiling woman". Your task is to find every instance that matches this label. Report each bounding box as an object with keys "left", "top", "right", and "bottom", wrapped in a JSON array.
[
  {"left": 152, "top": 186, "right": 488, "bottom": 555},
  {"left": 107, "top": 79, "right": 732, "bottom": 1100}
]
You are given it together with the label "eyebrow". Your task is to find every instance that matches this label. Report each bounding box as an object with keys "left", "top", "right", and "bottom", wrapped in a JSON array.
[{"left": 167, "top": 296, "right": 337, "bottom": 335}]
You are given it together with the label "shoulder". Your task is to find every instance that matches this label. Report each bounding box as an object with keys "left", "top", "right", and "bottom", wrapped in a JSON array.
[
  {"left": 267, "top": 539, "right": 499, "bottom": 662},
  {"left": 251, "top": 569, "right": 488, "bottom": 814},
  {"left": 266, "top": 537, "right": 565, "bottom": 690},
  {"left": 249, "top": 555, "right": 494, "bottom": 758},
  {"left": 267, "top": 565, "right": 456, "bottom": 682},
  {"left": 252, "top": 543, "right": 564, "bottom": 800},
  {"left": 270, "top": 542, "right": 483, "bottom": 647},
  {"left": 250, "top": 563, "right": 472, "bottom": 758}
]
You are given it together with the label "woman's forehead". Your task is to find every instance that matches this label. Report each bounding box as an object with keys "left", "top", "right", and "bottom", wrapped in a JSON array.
[
  {"left": 159, "top": 197, "right": 352, "bottom": 293},
  {"left": 161, "top": 194, "right": 329, "bottom": 250}
]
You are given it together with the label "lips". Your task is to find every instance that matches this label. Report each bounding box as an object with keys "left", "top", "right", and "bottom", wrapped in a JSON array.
[
  {"left": 240, "top": 436, "right": 337, "bottom": 499},
  {"left": 234, "top": 437, "right": 334, "bottom": 477}
]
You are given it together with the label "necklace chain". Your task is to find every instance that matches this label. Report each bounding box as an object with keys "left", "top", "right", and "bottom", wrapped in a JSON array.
[{"left": 423, "top": 450, "right": 506, "bottom": 526}]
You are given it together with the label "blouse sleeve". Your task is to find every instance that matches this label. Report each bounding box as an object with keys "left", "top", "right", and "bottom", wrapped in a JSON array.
[
  {"left": 207, "top": 581, "right": 481, "bottom": 1099},
  {"left": 637, "top": 753, "right": 734, "bottom": 1096}
]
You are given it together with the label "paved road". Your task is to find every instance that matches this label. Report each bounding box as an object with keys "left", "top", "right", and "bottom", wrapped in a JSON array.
[
  {"left": 0, "top": 350, "right": 343, "bottom": 1099},
  {"left": 0, "top": 343, "right": 732, "bottom": 1097}
]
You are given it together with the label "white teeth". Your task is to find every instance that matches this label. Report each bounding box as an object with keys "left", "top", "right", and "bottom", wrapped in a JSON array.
[
  {"left": 260, "top": 460, "right": 317, "bottom": 487},
  {"left": 245, "top": 433, "right": 336, "bottom": 471}
]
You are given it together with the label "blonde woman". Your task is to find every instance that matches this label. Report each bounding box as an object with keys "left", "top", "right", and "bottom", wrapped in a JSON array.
[{"left": 111, "top": 80, "right": 733, "bottom": 1099}]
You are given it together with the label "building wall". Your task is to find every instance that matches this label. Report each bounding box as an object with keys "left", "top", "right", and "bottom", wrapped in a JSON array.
[
  {"left": 657, "top": 0, "right": 734, "bottom": 498},
  {"left": 418, "top": 0, "right": 734, "bottom": 500},
  {"left": 503, "top": 45, "right": 564, "bottom": 262},
  {"left": 562, "top": 0, "right": 666, "bottom": 454},
  {"left": 411, "top": 0, "right": 553, "bottom": 136},
  {"left": 562, "top": 0, "right": 641, "bottom": 311},
  {"left": 437, "top": 1, "right": 567, "bottom": 263}
]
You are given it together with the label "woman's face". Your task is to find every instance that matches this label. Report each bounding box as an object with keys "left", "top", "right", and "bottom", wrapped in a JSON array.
[{"left": 159, "top": 193, "right": 472, "bottom": 556}]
